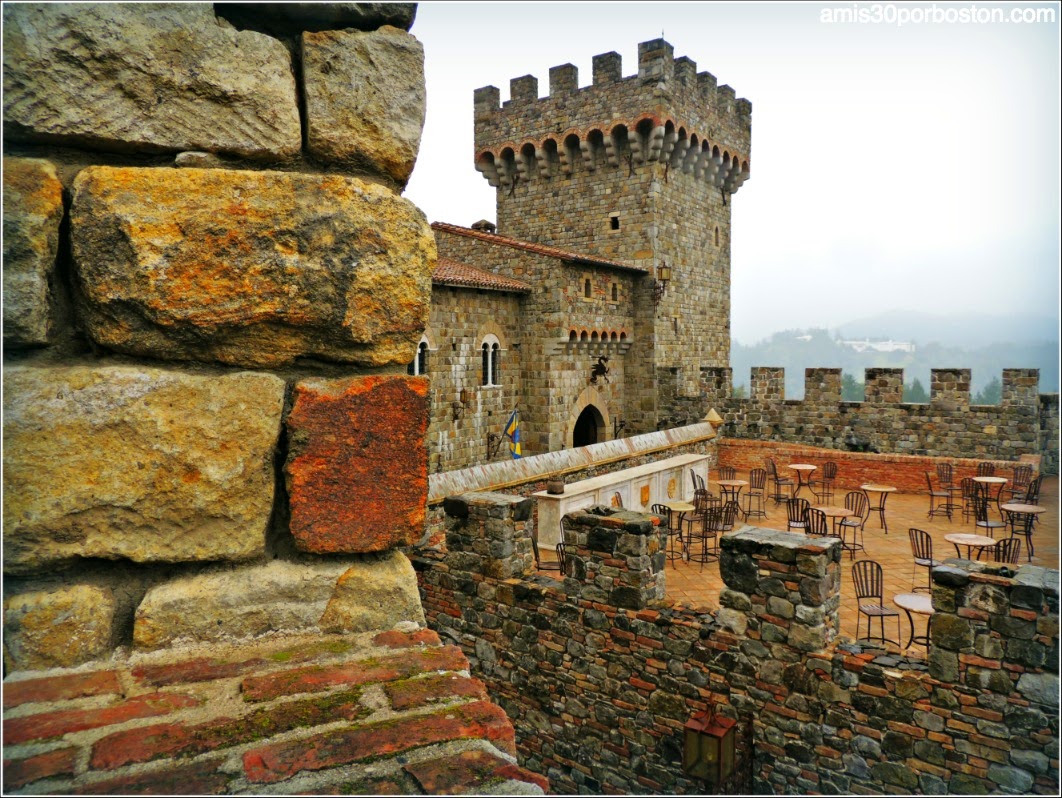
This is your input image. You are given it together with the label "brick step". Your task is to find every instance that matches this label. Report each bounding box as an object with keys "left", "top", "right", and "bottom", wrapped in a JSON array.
[{"left": 2, "top": 628, "right": 548, "bottom": 795}]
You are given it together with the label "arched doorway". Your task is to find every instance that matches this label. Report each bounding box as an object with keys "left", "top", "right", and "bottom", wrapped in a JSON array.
[{"left": 572, "top": 405, "right": 604, "bottom": 448}]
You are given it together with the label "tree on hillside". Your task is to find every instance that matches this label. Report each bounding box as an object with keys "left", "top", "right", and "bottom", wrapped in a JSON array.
[
  {"left": 904, "top": 378, "right": 929, "bottom": 403},
  {"left": 842, "top": 373, "right": 864, "bottom": 402},
  {"left": 974, "top": 376, "right": 1002, "bottom": 405}
]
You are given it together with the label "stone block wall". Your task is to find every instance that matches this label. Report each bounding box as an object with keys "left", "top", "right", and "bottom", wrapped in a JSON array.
[
  {"left": 3, "top": 5, "right": 543, "bottom": 793},
  {"left": 415, "top": 499, "right": 1059, "bottom": 795},
  {"left": 706, "top": 366, "right": 1055, "bottom": 471}
]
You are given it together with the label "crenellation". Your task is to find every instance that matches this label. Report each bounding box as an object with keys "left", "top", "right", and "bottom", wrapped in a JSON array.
[
  {"left": 473, "top": 84, "right": 501, "bottom": 119},
  {"left": 1003, "top": 368, "right": 1041, "bottom": 408},
  {"left": 549, "top": 63, "right": 579, "bottom": 95},
  {"left": 805, "top": 368, "right": 842, "bottom": 404},
  {"left": 931, "top": 368, "right": 971, "bottom": 411},
  {"left": 509, "top": 74, "right": 539, "bottom": 104},
  {"left": 637, "top": 38, "right": 674, "bottom": 84},
  {"left": 592, "top": 50, "right": 622, "bottom": 84},
  {"left": 697, "top": 70, "right": 718, "bottom": 98},
  {"left": 673, "top": 56, "right": 697, "bottom": 86},
  {"left": 866, "top": 367, "right": 904, "bottom": 404}
]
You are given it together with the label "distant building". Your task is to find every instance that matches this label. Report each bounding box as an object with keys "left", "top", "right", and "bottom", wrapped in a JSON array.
[{"left": 840, "top": 338, "right": 916, "bottom": 354}]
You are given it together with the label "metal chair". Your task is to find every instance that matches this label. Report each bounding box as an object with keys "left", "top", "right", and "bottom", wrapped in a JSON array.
[
  {"left": 718, "top": 466, "right": 736, "bottom": 481},
  {"left": 973, "top": 484, "right": 1005, "bottom": 540},
  {"left": 924, "top": 471, "right": 952, "bottom": 521},
  {"left": 976, "top": 461, "right": 996, "bottom": 477},
  {"left": 809, "top": 461, "right": 838, "bottom": 505},
  {"left": 908, "top": 528, "right": 941, "bottom": 593},
  {"left": 744, "top": 468, "right": 768, "bottom": 521},
  {"left": 991, "top": 537, "right": 1021, "bottom": 565},
  {"left": 1005, "top": 464, "right": 1033, "bottom": 502},
  {"left": 531, "top": 524, "right": 563, "bottom": 573},
  {"left": 688, "top": 503, "right": 723, "bottom": 568},
  {"left": 652, "top": 503, "right": 685, "bottom": 564},
  {"left": 852, "top": 560, "right": 900, "bottom": 646},
  {"left": 804, "top": 506, "right": 828, "bottom": 537},
  {"left": 765, "top": 458, "right": 794, "bottom": 505},
  {"left": 959, "top": 477, "right": 977, "bottom": 523},
  {"left": 719, "top": 500, "right": 741, "bottom": 535},
  {"left": 690, "top": 468, "right": 706, "bottom": 493},
  {"left": 786, "top": 497, "right": 810, "bottom": 532},
  {"left": 937, "top": 462, "right": 961, "bottom": 514},
  {"left": 839, "top": 491, "right": 869, "bottom": 559}
]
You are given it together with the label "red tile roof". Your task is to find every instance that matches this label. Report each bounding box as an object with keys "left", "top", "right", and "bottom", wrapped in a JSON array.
[
  {"left": 433, "top": 258, "right": 533, "bottom": 293},
  {"left": 431, "top": 222, "right": 648, "bottom": 274}
]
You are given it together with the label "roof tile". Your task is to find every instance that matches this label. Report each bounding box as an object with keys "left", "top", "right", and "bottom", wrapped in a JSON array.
[{"left": 433, "top": 258, "right": 533, "bottom": 293}]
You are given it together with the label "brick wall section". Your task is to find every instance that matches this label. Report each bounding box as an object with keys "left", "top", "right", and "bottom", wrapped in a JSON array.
[
  {"left": 2, "top": 630, "right": 547, "bottom": 794},
  {"left": 414, "top": 497, "right": 1059, "bottom": 794},
  {"left": 703, "top": 366, "right": 1055, "bottom": 473},
  {"left": 715, "top": 438, "right": 1027, "bottom": 494}
]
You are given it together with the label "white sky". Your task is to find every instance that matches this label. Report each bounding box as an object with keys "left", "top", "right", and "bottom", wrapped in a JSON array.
[{"left": 403, "top": 0, "right": 1061, "bottom": 343}]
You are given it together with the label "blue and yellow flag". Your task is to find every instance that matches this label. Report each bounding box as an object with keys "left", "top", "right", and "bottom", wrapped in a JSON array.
[{"left": 504, "top": 409, "right": 522, "bottom": 459}]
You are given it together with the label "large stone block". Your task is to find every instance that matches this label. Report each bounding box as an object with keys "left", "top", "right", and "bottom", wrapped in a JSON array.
[
  {"left": 2, "top": 365, "right": 284, "bottom": 574},
  {"left": 286, "top": 376, "right": 429, "bottom": 553},
  {"left": 2, "top": 3, "right": 300, "bottom": 159},
  {"left": 133, "top": 552, "right": 423, "bottom": 649},
  {"left": 2, "top": 157, "right": 63, "bottom": 346},
  {"left": 3, "top": 585, "right": 117, "bottom": 670},
  {"left": 71, "top": 166, "right": 435, "bottom": 367},
  {"left": 303, "top": 26, "right": 426, "bottom": 184}
]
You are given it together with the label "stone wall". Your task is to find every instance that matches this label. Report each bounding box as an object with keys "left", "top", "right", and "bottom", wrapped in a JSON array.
[
  {"left": 2, "top": 4, "right": 541, "bottom": 793},
  {"left": 703, "top": 366, "right": 1055, "bottom": 473},
  {"left": 415, "top": 496, "right": 1060, "bottom": 795}
]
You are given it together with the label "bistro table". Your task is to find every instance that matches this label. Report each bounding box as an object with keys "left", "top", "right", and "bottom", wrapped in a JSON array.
[
  {"left": 813, "top": 505, "right": 858, "bottom": 556},
  {"left": 1000, "top": 502, "right": 1046, "bottom": 561},
  {"left": 861, "top": 484, "right": 897, "bottom": 535},
  {"left": 973, "top": 475, "right": 1009, "bottom": 516},
  {"left": 662, "top": 500, "right": 695, "bottom": 562},
  {"left": 788, "top": 464, "right": 817, "bottom": 498},
  {"left": 945, "top": 532, "right": 996, "bottom": 560},
  {"left": 894, "top": 592, "right": 934, "bottom": 648},
  {"left": 716, "top": 479, "right": 749, "bottom": 504}
]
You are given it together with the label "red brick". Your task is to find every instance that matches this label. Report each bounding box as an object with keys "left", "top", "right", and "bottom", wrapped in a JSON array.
[
  {"left": 404, "top": 748, "right": 549, "bottom": 794},
  {"left": 384, "top": 673, "right": 487, "bottom": 711},
  {"left": 286, "top": 376, "right": 428, "bottom": 553},
  {"left": 3, "top": 670, "right": 122, "bottom": 709},
  {"left": 1010, "top": 607, "right": 1038, "bottom": 621},
  {"left": 3, "top": 692, "right": 200, "bottom": 745},
  {"left": 91, "top": 689, "right": 366, "bottom": 770},
  {"left": 630, "top": 677, "right": 656, "bottom": 691},
  {"left": 372, "top": 629, "right": 442, "bottom": 649},
  {"left": 243, "top": 700, "right": 514, "bottom": 784},
  {"left": 69, "top": 761, "right": 231, "bottom": 795},
  {"left": 959, "top": 653, "right": 1001, "bottom": 669},
  {"left": 132, "top": 657, "right": 265, "bottom": 688},
  {"left": 3, "top": 747, "right": 78, "bottom": 789},
  {"left": 241, "top": 646, "right": 467, "bottom": 701}
]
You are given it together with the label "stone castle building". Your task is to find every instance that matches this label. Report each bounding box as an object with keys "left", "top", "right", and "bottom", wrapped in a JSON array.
[{"left": 420, "top": 38, "right": 751, "bottom": 472}]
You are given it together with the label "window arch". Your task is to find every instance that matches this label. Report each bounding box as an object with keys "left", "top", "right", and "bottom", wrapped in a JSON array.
[
  {"left": 407, "top": 336, "right": 429, "bottom": 376},
  {"left": 481, "top": 333, "right": 501, "bottom": 387}
]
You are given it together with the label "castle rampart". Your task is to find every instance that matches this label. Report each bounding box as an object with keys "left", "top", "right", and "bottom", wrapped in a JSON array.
[{"left": 699, "top": 366, "right": 1056, "bottom": 470}]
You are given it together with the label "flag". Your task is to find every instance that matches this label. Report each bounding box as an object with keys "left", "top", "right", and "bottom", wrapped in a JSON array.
[{"left": 504, "top": 409, "right": 522, "bottom": 459}]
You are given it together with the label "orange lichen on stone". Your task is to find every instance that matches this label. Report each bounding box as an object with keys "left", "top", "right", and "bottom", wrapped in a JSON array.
[{"left": 285, "top": 375, "right": 429, "bottom": 554}]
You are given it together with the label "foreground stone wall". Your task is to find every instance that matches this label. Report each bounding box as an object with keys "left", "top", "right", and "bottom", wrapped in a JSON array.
[
  {"left": 702, "top": 366, "right": 1055, "bottom": 473},
  {"left": 415, "top": 496, "right": 1060, "bottom": 795},
  {"left": 3, "top": 4, "right": 542, "bottom": 793}
]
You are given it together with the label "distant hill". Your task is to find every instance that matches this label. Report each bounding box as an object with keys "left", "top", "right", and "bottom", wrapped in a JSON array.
[
  {"left": 731, "top": 325, "right": 1059, "bottom": 398},
  {"left": 833, "top": 310, "right": 1059, "bottom": 350}
]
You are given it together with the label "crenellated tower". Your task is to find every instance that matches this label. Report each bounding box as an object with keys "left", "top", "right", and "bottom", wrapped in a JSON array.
[{"left": 472, "top": 39, "right": 752, "bottom": 431}]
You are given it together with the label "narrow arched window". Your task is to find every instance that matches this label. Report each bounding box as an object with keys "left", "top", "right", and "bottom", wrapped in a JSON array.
[
  {"left": 407, "top": 338, "right": 429, "bottom": 375},
  {"left": 611, "top": 283, "right": 619, "bottom": 302},
  {"left": 480, "top": 334, "right": 501, "bottom": 387},
  {"left": 584, "top": 278, "right": 592, "bottom": 298}
]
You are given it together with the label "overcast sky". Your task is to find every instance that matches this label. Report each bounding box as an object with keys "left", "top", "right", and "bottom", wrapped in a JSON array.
[{"left": 403, "top": 1, "right": 1061, "bottom": 344}]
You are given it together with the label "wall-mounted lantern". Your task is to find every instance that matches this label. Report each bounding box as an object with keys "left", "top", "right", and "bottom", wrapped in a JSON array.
[
  {"left": 652, "top": 261, "right": 672, "bottom": 303},
  {"left": 683, "top": 705, "right": 737, "bottom": 786}
]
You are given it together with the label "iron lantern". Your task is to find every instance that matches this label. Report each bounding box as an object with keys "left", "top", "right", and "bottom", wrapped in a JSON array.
[{"left": 683, "top": 707, "right": 737, "bottom": 785}]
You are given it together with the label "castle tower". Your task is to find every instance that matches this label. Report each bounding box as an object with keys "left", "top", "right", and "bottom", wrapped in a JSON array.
[{"left": 472, "top": 39, "right": 751, "bottom": 432}]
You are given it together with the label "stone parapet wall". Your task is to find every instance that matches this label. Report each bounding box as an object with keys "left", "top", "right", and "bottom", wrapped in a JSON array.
[
  {"left": 702, "top": 366, "right": 1054, "bottom": 472},
  {"left": 2, "top": 628, "right": 546, "bottom": 795},
  {"left": 415, "top": 497, "right": 1059, "bottom": 794}
]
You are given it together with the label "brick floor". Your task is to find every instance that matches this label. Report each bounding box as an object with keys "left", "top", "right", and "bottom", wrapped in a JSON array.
[{"left": 664, "top": 475, "right": 1059, "bottom": 657}]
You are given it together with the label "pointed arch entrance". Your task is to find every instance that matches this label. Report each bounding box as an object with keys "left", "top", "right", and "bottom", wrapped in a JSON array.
[
  {"left": 572, "top": 405, "right": 604, "bottom": 448},
  {"left": 565, "top": 386, "right": 611, "bottom": 449}
]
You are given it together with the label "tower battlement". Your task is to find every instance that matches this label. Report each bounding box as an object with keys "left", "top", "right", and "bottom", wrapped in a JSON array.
[{"left": 473, "top": 39, "right": 751, "bottom": 191}]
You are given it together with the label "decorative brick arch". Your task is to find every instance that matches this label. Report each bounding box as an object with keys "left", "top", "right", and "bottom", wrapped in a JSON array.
[
  {"left": 421, "top": 326, "right": 439, "bottom": 351},
  {"left": 565, "top": 386, "right": 611, "bottom": 448},
  {"left": 475, "top": 320, "right": 510, "bottom": 351}
]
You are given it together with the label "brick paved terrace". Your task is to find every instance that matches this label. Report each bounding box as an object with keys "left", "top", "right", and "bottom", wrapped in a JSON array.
[{"left": 663, "top": 474, "right": 1059, "bottom": 656}]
